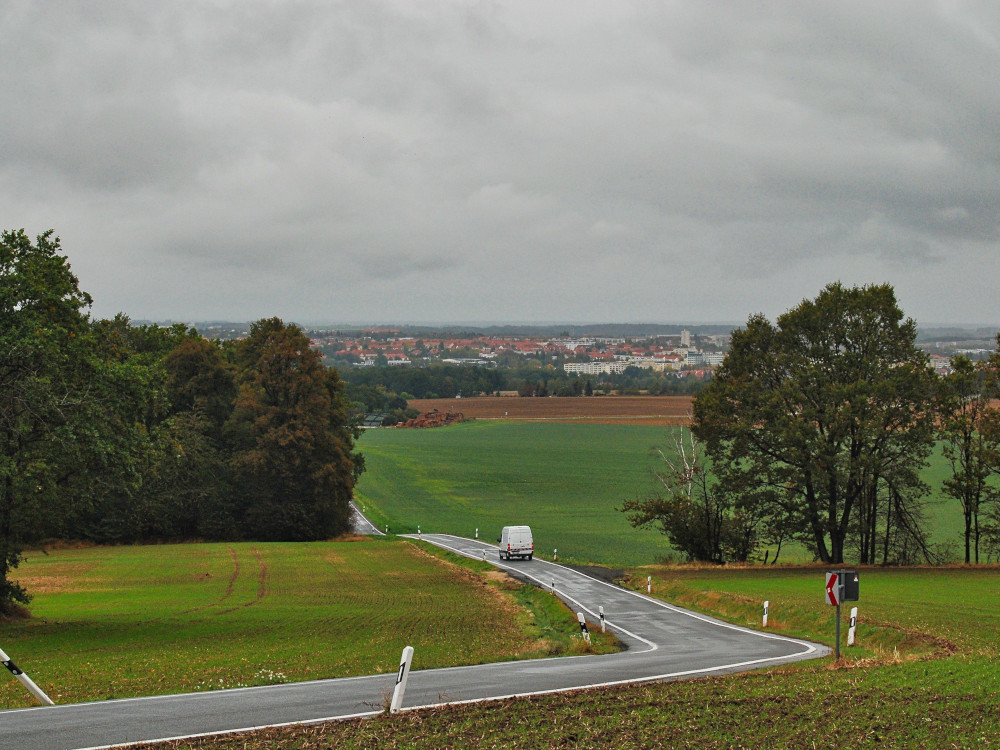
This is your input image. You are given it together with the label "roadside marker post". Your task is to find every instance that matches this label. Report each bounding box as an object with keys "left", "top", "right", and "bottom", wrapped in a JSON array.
[
  {"left": 417, "top": 525, "right": 421, "bottom": 538},
  {"left": 826, "top": 570, "right": 860, "bottom": 659},
  {"left": 0, "top": 646, "right": 54, "bottom": 706},
  {"left": 475, "top": 528, "right": 478, "bottom": 539},
  {"left": 763, "top": 600, "right": 769, "bottom": 628},
  {"left": 647, "top": 576, "right": 651, "bottom": 594},
  {"left": 848, "top": 607, "right": 858, "bottom": 647},
  {"left": 599, "top": 606, "right": 606, "bottom": 633},
  {"left": 825, "top": 571, "right": 842, "bottom": 659},
  {"left": 577, "top": 612, "right": 591, "bottom": 643},
  {"left": 482, "top": 549, "right": 486, "bottom": 561},
  {"left": 551, "top": 579, "right": 556, "bottom": 593},
  {"left": 389, "top": 646, "right": 414, "bottom": 713},
  {"left": 553, "top": 548, "right": 557, "bottom": 561}
]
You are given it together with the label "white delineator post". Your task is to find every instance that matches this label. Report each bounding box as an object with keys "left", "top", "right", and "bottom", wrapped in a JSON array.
[
  {"left": 577, "top": 612, "right": 591, "bottom": 643},
  {"left": 389, "top": 646, "right": 414, "bottom": 713},
  {"left": 763, "top": 600, "right": 769, "bottom": 628},
  {"left": 417, "top": 525, "right": 421, "bottom": 538},
  {"left": 475, "top": 528, "right": 478, "bottom": 539},
  {"left": 599, "top": 605, "right": 606, "bottom": 633},
  {"left": 647, "top": 576, "right": 651, "bottom": 594},
  {"left": 0, "top": 647, "right": 54, "bottom": 706},
  {"left": 553, "top": 548, "right": 557, "bottom": 561},
  {"left": 848, "top": 607, "right": 858, "bottom": 646}
]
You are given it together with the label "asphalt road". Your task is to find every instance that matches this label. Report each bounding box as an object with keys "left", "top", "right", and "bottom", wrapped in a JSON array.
[
  {"left": 349, "top": 501, "right": 385, "bottom": 536},
  {"left": 0, "top": 532, "right": 827, "bottom": 750}
]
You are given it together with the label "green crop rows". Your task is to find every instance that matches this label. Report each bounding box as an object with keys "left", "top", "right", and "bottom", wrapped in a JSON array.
[{"left": 0, "top": 540, "right": 601, "bottom": 709}]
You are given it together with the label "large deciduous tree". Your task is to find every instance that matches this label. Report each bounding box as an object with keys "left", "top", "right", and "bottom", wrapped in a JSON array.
[
  {"left": 936, "top": 352, "right": 1000, "bottom": 564},
  {"left": 0, "top": 230, "right": 94, "bottom": 611},
  {"left": 693, "top": 283, "right": 936, "bottom": 565},
  {"left": 227, "top": 319, "right": 364, "bottom": 541}
]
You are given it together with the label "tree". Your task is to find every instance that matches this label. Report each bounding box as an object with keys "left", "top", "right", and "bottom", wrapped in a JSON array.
[
  {"left": 937, "top": 353, "right": 1000, "bottom": 563},
  {"left": 140, "top": 336, "right": 240, "bottom": 539},
  {"left": 165, "top": 337, "right": 237, "bottom": 442},
  {"left": 227, "top": 319, "right": 364, "bottom": 541},
  {"left": 620, "top": 428, "right": 755, "bottom": 563},
  {"left": 693, "top": 283, "right": 936, "bottom": 564},
  {"left": 0, "top": 230, "right": 94, "bottom": 611}
]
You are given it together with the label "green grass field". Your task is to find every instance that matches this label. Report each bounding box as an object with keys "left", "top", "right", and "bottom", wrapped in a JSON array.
[
  {"left": 356, "top": 421, "right": 674, "bottom": 567},
  {"left": 7, "top": 422, "right": 995, "bottom": 746},
  {"left": 0, "top": 539, "right": 613, "bottom": 709},
  {"left": 152, "top": 565, "right": 1000, "bottom": 749},
  {"left": 356, "top": 422, "right": 969, "bottom": 567}
]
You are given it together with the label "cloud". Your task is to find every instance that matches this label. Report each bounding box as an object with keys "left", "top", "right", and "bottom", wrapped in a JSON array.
[{"left": 1, "top": 0, "right": 998, "bottom": 325}]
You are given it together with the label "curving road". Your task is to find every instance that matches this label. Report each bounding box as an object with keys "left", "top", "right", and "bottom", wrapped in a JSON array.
[{"left": 0, "top": 532, "right": 827, "bottom": 750}]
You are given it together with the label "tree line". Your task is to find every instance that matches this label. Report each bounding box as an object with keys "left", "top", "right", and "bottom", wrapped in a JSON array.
[
  {"left": 622, "top": 283, "right": 1000, "bottom": 566},
  {"left": 0, "top": 230, "right": 363, "bottom": 613},
  {"left": 342, "top": 358, "right": 706, "bottom": 420}
]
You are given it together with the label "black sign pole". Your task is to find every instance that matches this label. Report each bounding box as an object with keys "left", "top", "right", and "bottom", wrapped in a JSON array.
[
  {"left": 835, "top": 568, "right": 847, "bottom": 660},
  {"left": 835, "top": 601, "right": 841, "bottom": 660}
]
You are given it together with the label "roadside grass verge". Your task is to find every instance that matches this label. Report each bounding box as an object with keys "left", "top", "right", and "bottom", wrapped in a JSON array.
[
  {"left": 145, "top": 566, "right": 1000, "bottom": 749},
  {"left": 0, "top": 538, "right": 609, "bottom": 709},
  {"left": 408, "top": 540, "right": 620, "bottom": 659}
]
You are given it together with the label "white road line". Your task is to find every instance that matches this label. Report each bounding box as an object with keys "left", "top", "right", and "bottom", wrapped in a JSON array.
[{"left": 73, "top": 709, "right": 383, "bottom": 750}]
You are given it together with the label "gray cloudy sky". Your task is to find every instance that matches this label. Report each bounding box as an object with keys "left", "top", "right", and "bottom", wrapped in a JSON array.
[{"left": 3, "top": 1, "right": 999, "bottom": 325}]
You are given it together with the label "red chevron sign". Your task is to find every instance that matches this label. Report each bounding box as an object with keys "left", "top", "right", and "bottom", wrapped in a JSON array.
[{"left": 825, "top": 571, "right": 841, "bottom": 606}]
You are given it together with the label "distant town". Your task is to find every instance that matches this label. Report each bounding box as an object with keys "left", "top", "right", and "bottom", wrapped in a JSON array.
[{"left": 183, "top": 321, "right": 999, "bottom": 379}]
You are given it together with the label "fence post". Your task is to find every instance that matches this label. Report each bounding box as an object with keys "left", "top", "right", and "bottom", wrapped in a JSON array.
[
  {"left": 0, "top": 647, "right": 54, "bottom": 706},
  {"left": 389, "top": 646, "right": 414, "bottom": 713}
]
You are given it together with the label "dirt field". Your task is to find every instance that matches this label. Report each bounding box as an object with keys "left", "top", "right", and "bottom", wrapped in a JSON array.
[{"left": 407, "top": 395, "right": 694, "bottom": 425}]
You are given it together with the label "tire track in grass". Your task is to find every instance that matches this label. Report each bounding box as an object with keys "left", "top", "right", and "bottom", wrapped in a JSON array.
[
  {"left": 178, "top": 548, "right": 240, "bottom": 616},
  {"left": 248, "top": 548, "right": 268, "bottom": 606},
  {"left": 218, "top": 548, "right": 268, "bottom": 614}
]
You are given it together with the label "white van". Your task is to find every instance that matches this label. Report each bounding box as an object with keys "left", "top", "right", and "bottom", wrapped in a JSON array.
[{"left": 498, "top": 525, "right": 534, "bottom": 560}]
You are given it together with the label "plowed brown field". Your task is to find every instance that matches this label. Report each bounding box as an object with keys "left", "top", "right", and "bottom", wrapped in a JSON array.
[{"left": 407, "top": 395, "right": 693, "bottom": 425}]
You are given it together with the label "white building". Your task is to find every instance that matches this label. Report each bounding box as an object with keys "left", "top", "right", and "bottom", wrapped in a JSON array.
[{"left": 563, "top": 361, "right": 629, "bottom": 375}]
